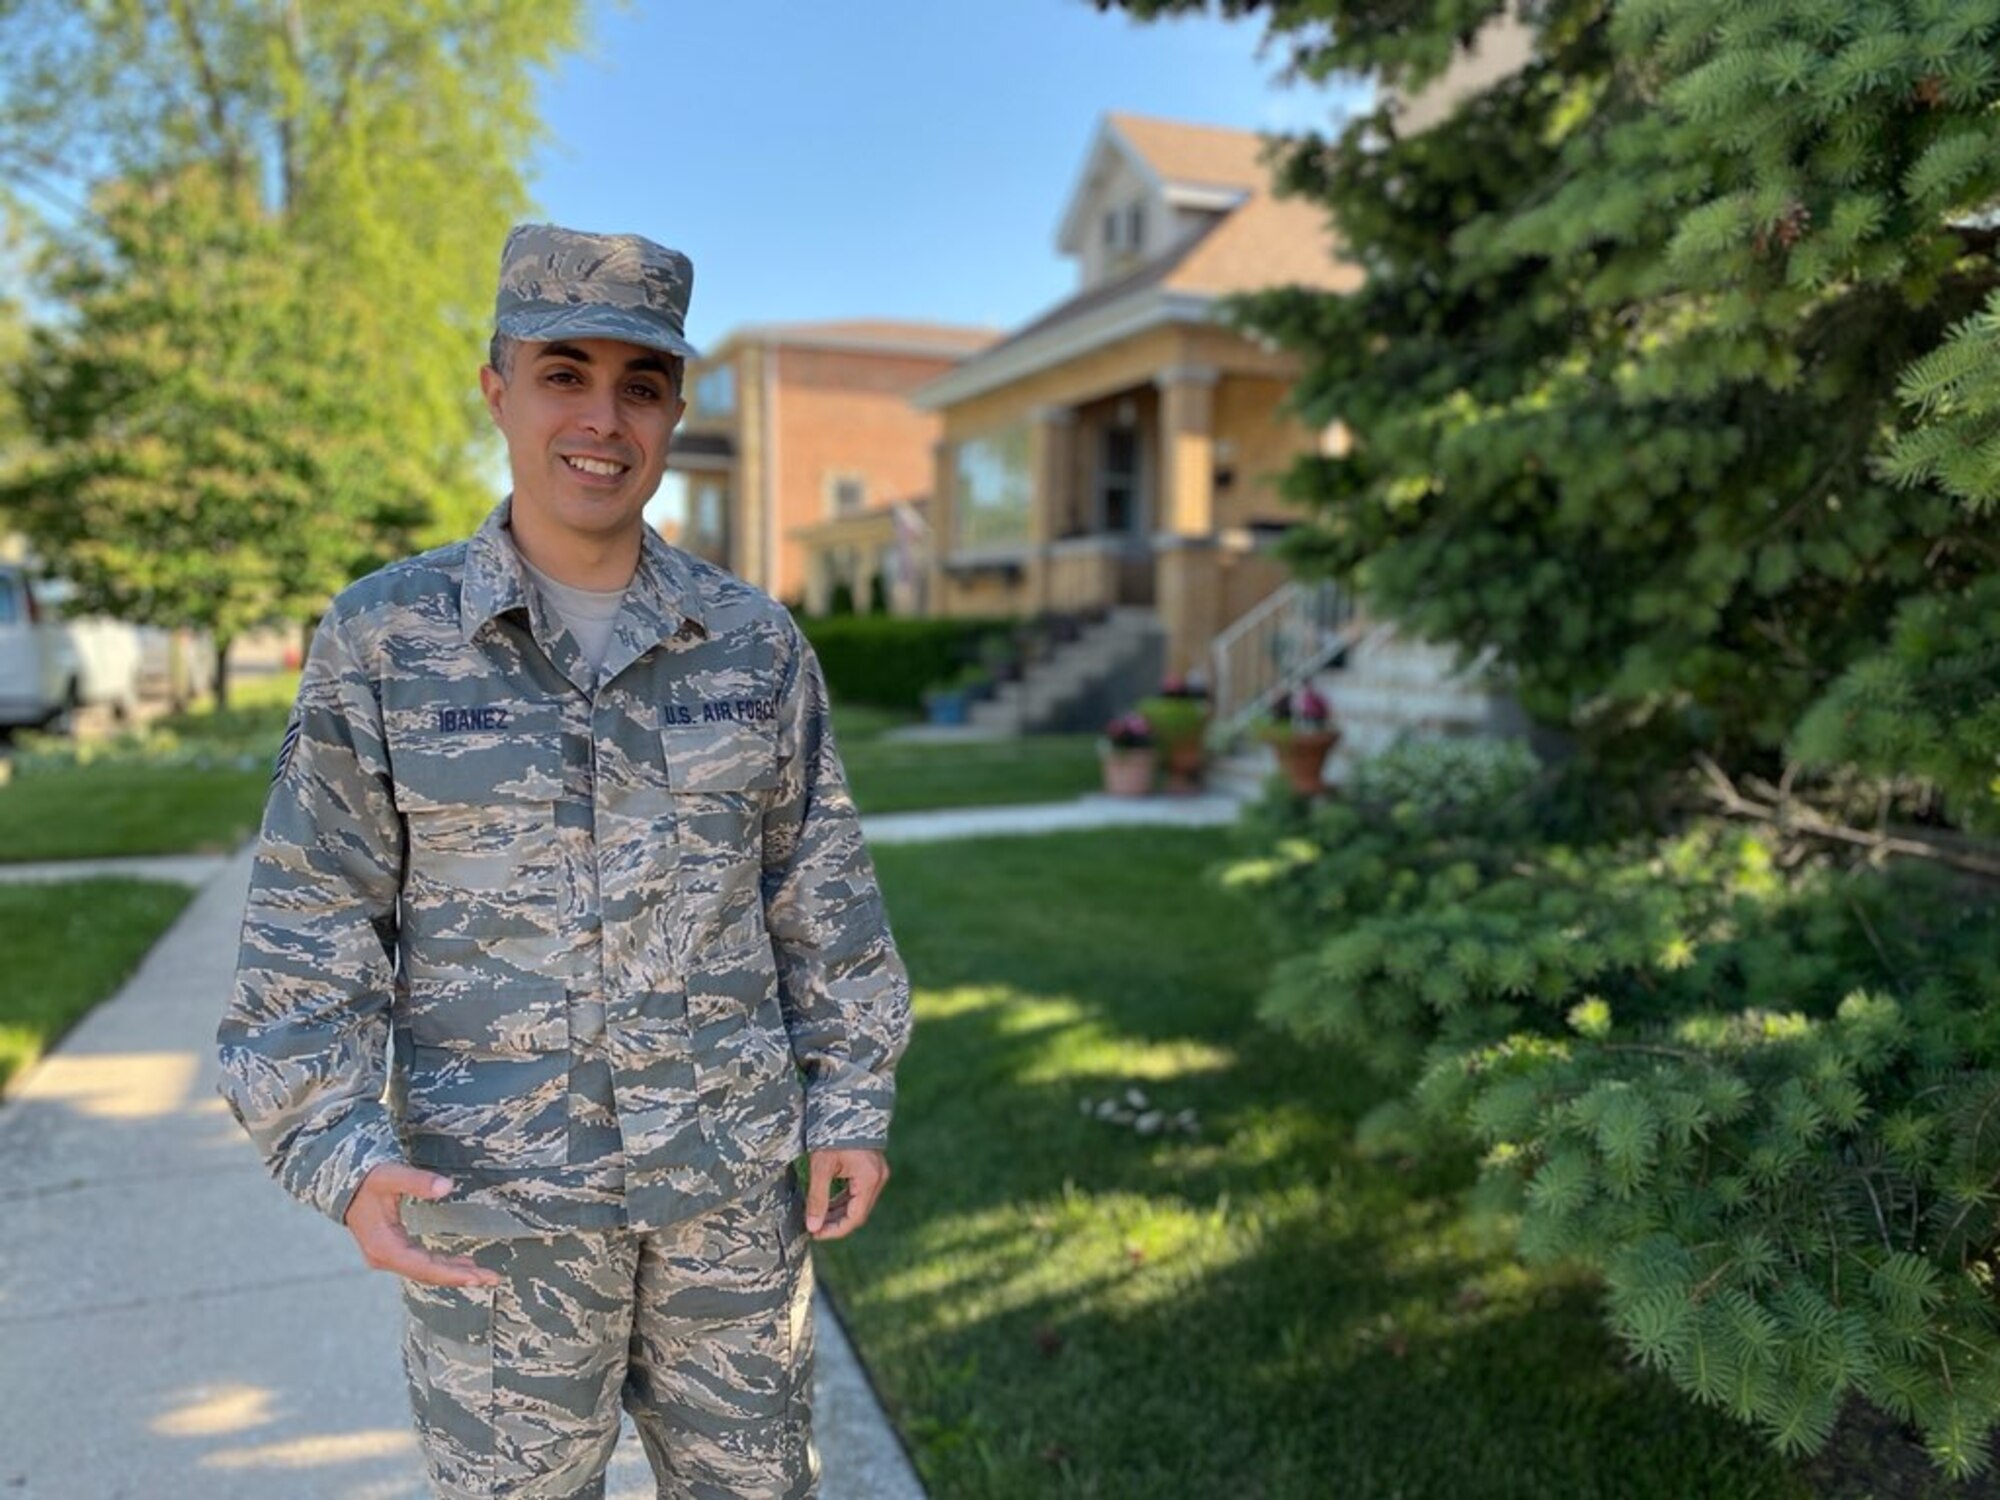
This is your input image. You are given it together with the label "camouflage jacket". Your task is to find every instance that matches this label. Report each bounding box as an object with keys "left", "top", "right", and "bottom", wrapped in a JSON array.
[{"left": 217, "top": 501, "right": 911, "bottom": 1237}]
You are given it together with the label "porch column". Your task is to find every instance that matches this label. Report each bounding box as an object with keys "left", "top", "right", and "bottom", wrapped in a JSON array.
[
  {"left": 1031, "top": 405, "right": 1074, "bottom": 614},
  {"left": 1154, "top": 364, "right": 1222, "bottom": 681},
  {"left": 928, "top": 438, "right": 956, "bottom": 617},
  {"left": 1156, "top": 364, "right": 1218, "bottom": 536}
]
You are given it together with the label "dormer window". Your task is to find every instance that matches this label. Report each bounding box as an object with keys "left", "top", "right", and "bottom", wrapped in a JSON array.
[{"left": 1101, "top": 202, "right": 1145, "bottom": 260}]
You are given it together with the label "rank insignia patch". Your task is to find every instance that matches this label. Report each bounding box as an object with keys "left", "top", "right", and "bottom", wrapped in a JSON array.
[{"left": 272, "top": 715, "right": 302, "bottom": 784}]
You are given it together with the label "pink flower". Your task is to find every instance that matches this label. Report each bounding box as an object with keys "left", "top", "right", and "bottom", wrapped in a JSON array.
[
  {"left": 1291, "top": 687, "right": 1331, "bottom": 725},
  {"left": 1104, "top": 712, "right": 1154, "bottom": 748}
]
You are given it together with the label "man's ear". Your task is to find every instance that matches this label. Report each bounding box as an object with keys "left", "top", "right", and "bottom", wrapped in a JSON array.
[{"left": 478, "top": 363, "right": 507, "bottom": 425}]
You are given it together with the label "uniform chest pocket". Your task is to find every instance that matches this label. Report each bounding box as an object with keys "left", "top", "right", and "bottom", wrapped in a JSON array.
[
  {"left": 389, "top": 732, "right": 566, "bottom": 890},
  {"left": 661, "top": 723, "right": 781, "bottom": 795}
]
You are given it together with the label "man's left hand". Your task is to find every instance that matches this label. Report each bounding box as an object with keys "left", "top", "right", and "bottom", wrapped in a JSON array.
[{"left": 804, "top": 1149, "right": 889, "bottom": 1240}]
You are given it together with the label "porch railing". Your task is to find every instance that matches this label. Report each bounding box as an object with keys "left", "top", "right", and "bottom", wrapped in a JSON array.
[{"left": 1208, "top": 579, "right": 1363, "bottom": 745}]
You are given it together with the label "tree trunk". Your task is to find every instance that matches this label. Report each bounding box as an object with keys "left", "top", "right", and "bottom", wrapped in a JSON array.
[{"left": 213, "top": 637, "right": 232, "bottom": 711}]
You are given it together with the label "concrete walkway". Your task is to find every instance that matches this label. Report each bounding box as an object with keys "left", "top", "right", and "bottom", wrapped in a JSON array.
[
  {"left": 0, "top": 852, "right": 925, "bottom": 1499},
  {"left": 0, "top": 790, "right": 1245, "bottom": 1497},
  {"left": 862, "top": 790, "right": 1242, "bottom": 844},
  {"left": 0, "top": 851, "right": 233, "bottom": 886}
]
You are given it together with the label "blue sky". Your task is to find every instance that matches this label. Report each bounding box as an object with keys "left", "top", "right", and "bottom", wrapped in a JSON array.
[{"left": 528, "top": 0, "right": 1370, "bottom": 347}]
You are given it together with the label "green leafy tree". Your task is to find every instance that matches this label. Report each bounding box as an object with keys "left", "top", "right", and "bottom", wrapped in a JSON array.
[
  {"left": 0, "top": 1, "right": 585, "bottom": 693},
  {"left": 7, "top": 164, "right": 428, "bottom": 688}
]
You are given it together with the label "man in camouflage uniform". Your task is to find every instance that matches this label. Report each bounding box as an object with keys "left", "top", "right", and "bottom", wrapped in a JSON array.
[{"left": 217, "top": 224, "right": 912, "bottom": 1499}]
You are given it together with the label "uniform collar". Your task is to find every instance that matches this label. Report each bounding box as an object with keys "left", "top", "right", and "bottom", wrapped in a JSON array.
[{"left": 459, "top": 497, "right": 709, "bottom": 650}]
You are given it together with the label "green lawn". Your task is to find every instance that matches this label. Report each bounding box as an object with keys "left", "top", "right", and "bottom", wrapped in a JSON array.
[
  {"left": 0, "top": 764, "right": 274, "bottom": 862},
  {"left": 822, "top": 828, "right": 1817, "bottom": 1499},
  {"left": 0, "top": 689, "right": 1103, "bottom": 862},
  {"left": 0, "top": 878, "right": 194, "bottom": 1088},
  {"left": 0, "top": 673, "right": 294, "bottom": 862},
  {"left": 839, "top": 731, "right": 1102, "bottom": 815}
]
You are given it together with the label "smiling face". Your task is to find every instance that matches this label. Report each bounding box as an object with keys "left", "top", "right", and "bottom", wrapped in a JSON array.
[{"left": 479, "top": 337, "right": 687, "bottom": 558}]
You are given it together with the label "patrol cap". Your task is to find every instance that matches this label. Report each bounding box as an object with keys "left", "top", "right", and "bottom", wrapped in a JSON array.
[{"left": 493, "top": 223, "right": 699, "bottom": 360}]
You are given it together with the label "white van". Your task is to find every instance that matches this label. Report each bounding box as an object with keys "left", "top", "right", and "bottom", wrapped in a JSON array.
[
  {"left": 30, "top": 577, "right": 146, "bottom": 718},
  {"left": 0, "top": 563, "right": 81, "bottom": 732}
]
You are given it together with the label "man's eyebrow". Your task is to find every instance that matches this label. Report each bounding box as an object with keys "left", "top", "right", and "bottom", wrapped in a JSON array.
[{"left": 532, "top": 341, "right": 671, "bottom": 379}]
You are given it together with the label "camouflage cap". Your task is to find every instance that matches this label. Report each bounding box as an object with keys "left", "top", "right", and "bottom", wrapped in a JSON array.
[{"left": 493, "top": 223, "right": 698, "bottom": 360}]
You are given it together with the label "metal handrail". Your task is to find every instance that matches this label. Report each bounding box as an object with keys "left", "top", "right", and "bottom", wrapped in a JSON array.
[{"left": 1208, "top": 579, "right": 1362, "bottom": 746}]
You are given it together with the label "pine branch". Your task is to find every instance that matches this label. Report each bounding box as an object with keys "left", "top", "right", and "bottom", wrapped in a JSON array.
[{"left": 1690, "top": 754, "right": 2000, "bottom": 879}]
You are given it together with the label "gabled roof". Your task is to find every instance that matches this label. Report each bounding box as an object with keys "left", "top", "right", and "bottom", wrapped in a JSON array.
[
  {"left": 920, "top": 114, "right": 1359, "bottom": 410},
  {"left": 1110, "top": 112, "right": 1273, "bottom": 192},
  {"left": 1055, "top": 113, "right": 1271, "bottom": 256},
  {"left": 1166, "top": 190, "right": 1355, "bottom": 299}
]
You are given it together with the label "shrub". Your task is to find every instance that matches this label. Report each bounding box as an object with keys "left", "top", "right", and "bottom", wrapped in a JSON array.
[
  {"left": 11, "top": 699, "right": 292, "bottom": 775},
  {"left": 1136, "top": 694, "right": 1207, "bottom": 750},
  {"left": 798, "top": 615, "right": 1012, "bottom": 711},
  {"left": 1221, "top": 734, "right": 2000, "bottom": 1477},
  {"left": 1347, "top": 733, "right": 1542, "bottom": 814},
  {"left": 1424, "top": 860, "right": 2000, "bottom": 1477}
]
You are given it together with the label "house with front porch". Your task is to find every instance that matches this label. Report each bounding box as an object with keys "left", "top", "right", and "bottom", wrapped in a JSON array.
[{"left": 912, "top": 113, "right": 1360, "bottom": 684}]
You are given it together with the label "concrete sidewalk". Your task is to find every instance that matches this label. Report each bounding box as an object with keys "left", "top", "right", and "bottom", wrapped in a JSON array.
[
  {"left": 862, "top": 791, "right": 1242, "bottom": 845},
  {"left": 0, "top": 851, "right": 233, "bottom": 886},
  {"left": 0, "top": 853, "right": 924, "bottom": 1499}
]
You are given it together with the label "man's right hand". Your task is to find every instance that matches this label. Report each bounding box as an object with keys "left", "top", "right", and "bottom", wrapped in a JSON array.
[{"left": 343, "top": 1164, "right": 501, "bottom": 1288}]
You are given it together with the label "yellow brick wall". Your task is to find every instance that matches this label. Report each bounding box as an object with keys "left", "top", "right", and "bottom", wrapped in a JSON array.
[{"left": 1214, "top": 374, "right": 1316, "bottom": 530}]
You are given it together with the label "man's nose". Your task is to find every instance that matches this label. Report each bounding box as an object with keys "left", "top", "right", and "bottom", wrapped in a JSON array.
[{"left": 578, "top": 385, "right": 622, "bottom": 437}]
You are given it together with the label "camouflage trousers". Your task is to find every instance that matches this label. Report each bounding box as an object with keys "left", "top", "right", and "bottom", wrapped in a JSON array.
[{"left": 402, "top": 1170, "right": 818, "bottom": 1499}]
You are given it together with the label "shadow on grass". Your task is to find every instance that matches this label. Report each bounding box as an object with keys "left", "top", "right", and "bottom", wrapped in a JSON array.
[{"left": 818, "top": 829, "right": 1817, "bottom": 1499}]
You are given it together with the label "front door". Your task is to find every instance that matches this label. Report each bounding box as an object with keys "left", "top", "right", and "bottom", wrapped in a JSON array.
[
  {"left": 1099, "top": 423, "right": 1144, "bottom": 538},
  {"left": 1098, "top": 423, "right": 1155, "bottom": 605}
]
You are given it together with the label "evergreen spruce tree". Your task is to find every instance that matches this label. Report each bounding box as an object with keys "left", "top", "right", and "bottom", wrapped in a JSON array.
[{"left": 1125, "top": 0, "right": 2000, "bottom": 1477}]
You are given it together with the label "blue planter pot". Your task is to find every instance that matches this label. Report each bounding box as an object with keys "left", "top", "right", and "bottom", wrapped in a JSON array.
[{"left": 924, "top": 690, "right": 971, "bottom": 726}]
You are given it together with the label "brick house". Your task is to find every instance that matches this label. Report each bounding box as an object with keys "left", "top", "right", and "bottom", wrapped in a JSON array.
[{"left": 666, "top": 321, "right": 996, "bottom": 613}]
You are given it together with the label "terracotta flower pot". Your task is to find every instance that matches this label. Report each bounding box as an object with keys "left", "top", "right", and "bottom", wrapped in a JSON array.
[
  {"left": 1161, "top": 737, "right": 1207, "bottom": 795},
  {"left": 1272, "top": 727, "right": 1340, "bottom": 796},
  {"left": 1100, "top": 746, "right": 1157, "bottom": 797}
]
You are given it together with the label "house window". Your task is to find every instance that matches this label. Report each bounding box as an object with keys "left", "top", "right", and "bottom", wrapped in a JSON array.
[
  {"left": 693, "top": 363, "right": 735, "bottom": 417},
  {"left": 688, "top": 478, "right": 727, "bottom": 549},
  {"left": 1101, "top": 202, "right": 1145, "bottom": 256},
  {"left": 1100, "top": 423, "right": 1142, "bottom": 535},
  {"left": 827, "top": 473, "right": 867, "bottom": 518},
  {"left": 953, "top": 425, "right": 1032, "bottom": 550}
]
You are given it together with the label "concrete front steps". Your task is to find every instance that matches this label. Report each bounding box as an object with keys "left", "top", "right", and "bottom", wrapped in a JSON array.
[
  {"left": 968, "top": 608, "right": 1165, "bottom": 735},
  {"left": 1210, "top": 623, "right": 1532, "bottom": 797}
]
